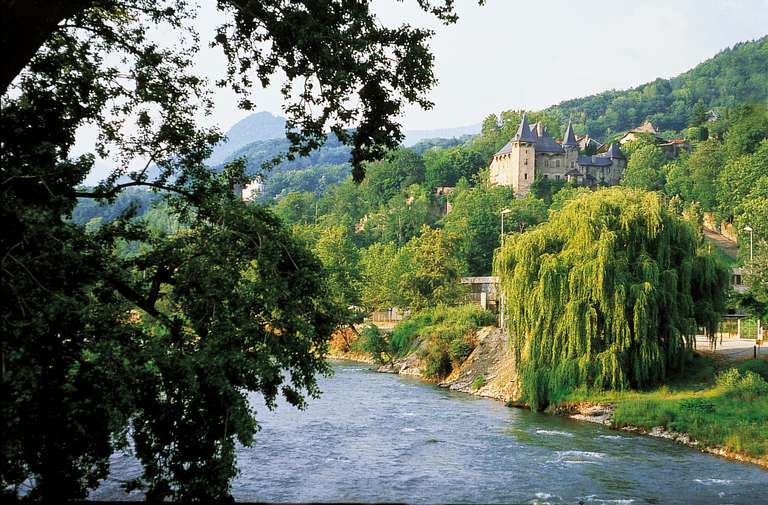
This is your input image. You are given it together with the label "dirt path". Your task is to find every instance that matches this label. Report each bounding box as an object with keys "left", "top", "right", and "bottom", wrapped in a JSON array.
[{"left": 703, "top": 228, "right": 738, "bottom": 259}]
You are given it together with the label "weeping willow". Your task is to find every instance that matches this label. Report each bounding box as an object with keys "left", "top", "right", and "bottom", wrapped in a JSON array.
[{"left": 494, "top": 188, "right": 729, "bottom": 409}]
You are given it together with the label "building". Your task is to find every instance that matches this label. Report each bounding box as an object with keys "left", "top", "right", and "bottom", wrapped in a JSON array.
[
  {"left": 489, "top": 114, "right": 626, "bottom": 196},
  {"left": 617, "top": 120, "right": 666, "bottom": 145},
  {"left": 461, "top": 276, "right": 499, "bottom": 312},
  {"left": 233, "top": 178, "right": 264, "bottom": 201},
  {"left": 617, "top": 121, "right": 691, "bottom": 159}
]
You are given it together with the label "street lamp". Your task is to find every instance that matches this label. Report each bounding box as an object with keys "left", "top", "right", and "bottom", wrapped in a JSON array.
[
  {"left": 744, "top": 225, "right": 754, "bottom": 262},
  {"left": 500, "top": 208, "right": 512, "bottom": 245}
]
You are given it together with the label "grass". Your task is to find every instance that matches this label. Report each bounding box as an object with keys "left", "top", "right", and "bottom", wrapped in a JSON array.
[{"left": 562, "top": 355, "right": 768, "bottom": 459}]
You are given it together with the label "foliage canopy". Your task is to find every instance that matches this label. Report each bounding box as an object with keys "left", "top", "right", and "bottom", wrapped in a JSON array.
[{"left": 495, "top": 188, "right": 729, "bottom": 409}]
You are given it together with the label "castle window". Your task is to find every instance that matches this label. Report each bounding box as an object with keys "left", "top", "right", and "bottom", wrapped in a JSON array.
[
  {"left": 524, "top": 158, "right": 528, "bottom": 166},
  {"left": 544, "top": 159, "right": 549, "bottom": 168},
  {"left": 555, "top": 175, "right": 561, "bottom": 181},
  {"left": 571, "top": 161, "right": 575, "bottom": 168},
  {"left": 543, "top": 174, "right": 549, "bottom": 179},
  {"left": 556, "top": 159, "right": 560, "bottom": 168},
  {"left": 524, "top": 173, "right": 528, "bottom": 180}
]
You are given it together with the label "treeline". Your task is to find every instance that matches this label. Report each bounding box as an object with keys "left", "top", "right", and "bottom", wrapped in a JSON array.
[
  {"left": 546, "top": 36, "right": 768, "bottom": 139},
  {"left": 620, "top": 104, "right": 768, "bottom": 244}
]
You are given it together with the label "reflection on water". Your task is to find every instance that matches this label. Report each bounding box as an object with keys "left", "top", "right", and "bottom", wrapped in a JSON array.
[{"left": 93, "top": 360, "right": 768, "bottom": 503}]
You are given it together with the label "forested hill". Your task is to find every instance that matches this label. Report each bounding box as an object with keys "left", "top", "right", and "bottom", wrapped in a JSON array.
[{"left": 546, "top": 36, "right": 768, "bottom": 139}]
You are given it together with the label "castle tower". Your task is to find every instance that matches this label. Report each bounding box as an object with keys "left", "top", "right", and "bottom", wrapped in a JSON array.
[
  {"left": 604, "top": 143, "right": 626, "bottom": 184},
  {"left": 489, "top": 114, "right": 536, "bottom": 196},
  {"left": 561, "top": 119, "right": 580, "bottom": 172}
]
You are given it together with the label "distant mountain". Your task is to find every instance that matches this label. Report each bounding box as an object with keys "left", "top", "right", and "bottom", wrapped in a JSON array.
[
  {"left": 209, "top": 111, "right": 287, "bottom": 165},
  {"left": 545, "top": 36, "right": 768, "bottom": 139},
  {"left": 402, "top": 124, "right": 481, "bottom": 147},
  {"left": 212, "top": 114, "right": 481, "bottom": 198}
]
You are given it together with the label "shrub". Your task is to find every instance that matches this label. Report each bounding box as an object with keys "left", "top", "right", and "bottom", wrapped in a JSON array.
[
  {"left": 449, "top": 339, "right": 474, "bottom": 363},
  {"left": 421, "top": 342, "right": 452, "bottom": 379},
  {"left": 356, "top": 324, "right": 391, "bottom": 364},
  {"left": 736, "top": 359, "right": 768, "bottom": 381},
  {"left": 471, "top": 375, "right": 486, "bottom": 391},
  {"left": 716, "top": 368, "right": 768, "bottom": 400},
  {"left": 390, "top": 304, "right": 496, "bottom": 375}
]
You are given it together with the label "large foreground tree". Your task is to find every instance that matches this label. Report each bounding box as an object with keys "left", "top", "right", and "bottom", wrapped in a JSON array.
[
  {"left": 0, "top": 0, "right": 468, "bottom": 499},
  {"left": 495, "top": 188, "right": 729, "bottom": 410}
]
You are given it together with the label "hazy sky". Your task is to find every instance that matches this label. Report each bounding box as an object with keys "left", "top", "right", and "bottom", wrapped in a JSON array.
[
  {"left": 77, "top": 0, "right": 768, "bottom": 183},
  {"left": 199, "top": 0, "right": 768, "bottom": 132}
]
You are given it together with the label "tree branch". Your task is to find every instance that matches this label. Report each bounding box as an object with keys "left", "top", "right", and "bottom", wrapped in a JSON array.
[{"left": 74, "top": 181, "right": 194, "bottom": 199}]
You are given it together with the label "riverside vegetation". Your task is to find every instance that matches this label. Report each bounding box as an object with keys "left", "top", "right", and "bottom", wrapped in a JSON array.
[{"left": 6, "top": 12, "right": 768, "bottom": 500}]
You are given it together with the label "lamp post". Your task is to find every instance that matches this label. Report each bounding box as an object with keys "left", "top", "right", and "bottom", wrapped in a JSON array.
[
  {"left": 500, "top": 208, "right": 512, "bottom": 245},
  {"left": 744, "top": 225, "right": 753, "bottom": 262}
]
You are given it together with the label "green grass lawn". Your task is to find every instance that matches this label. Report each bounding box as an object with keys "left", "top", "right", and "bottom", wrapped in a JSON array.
[{"left": 562, "top": 356, "right": 768, "bottom": 459}]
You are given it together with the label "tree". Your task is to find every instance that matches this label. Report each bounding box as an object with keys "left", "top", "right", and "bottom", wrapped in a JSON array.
[
  {"left": 442, "top": 185, "right": 546, "bottom": 276},
  {"left": 272, "top": 191, "right": 319, "bottom": 225},
  {"left": 723, "top": 104, "right": 768, "bottom": 159},
  {"left": 398, "top": 226, "right": 465, "bottom": 310},
  {"left": 1, "top": 0, "right": 468, "bottom": 499},
  {"left": 743, "top": 240, "right": 768, "bottom": 319},
  {"left": 365, "top": 184, "right": 434, "bottom": 246},
  {"left": 312, "top": 224, "right": 363, "bottom": 323},
  {"left": 423, "top": 145, "right": 486, "bottom": 189},
  {"left": 360, "top": 242, "right": 405, "bottom": 311},
  {"left": 716, "top": 140, "right": 768, "bottom": 219},
  {"left": 620, "top": 144, "right": 667, "bottom": 191},
  {"left": 687, "top": 138, "right": 726, "bottom": 210},
  {"left": 360, "top": 149, "right": 426, "bottom": 209},
  {"left": 495, "top": 188, "right": 729, "bottom": 410},
  {"left": 689, "top": 100, "right": 707, "bottom": 127}
]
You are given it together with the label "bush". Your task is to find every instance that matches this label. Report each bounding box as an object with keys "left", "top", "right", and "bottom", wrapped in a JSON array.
[
  {"left": 736, "top": 359, "right": 768, "bottom": 380},
  {"left": 716, "top": 368, "right": 768, "bottom": 400},
  {"left": 471, "top": 375, "right": 486, "bottom": 391},
  {"left": 421, "top": 342, "right": 452, "bottom": 379},
  {"left": 449, "top": 339, "right": 474, "bottom": 363},
  {"left": 355, "top": 324, "right": 391, "bottom": 364},
  {"left": 390, "top": 304, "right": 496, "bottom": 376}
]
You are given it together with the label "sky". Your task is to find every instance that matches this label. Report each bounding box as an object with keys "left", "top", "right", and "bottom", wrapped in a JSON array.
[
  {"left": 199, "top": 0, "right": 768, "bottom": 132},
  {"left": 76, "top": 0, "right": 768, "bottom": 182}
]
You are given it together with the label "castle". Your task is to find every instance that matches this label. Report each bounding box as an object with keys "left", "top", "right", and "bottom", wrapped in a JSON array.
[{"left": 489, "top": 114, "right": 626, "bottom": 196}]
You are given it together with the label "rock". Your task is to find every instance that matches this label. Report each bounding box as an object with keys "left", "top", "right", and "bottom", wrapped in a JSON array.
[{"left": 439, "top": 326, "right": 519, "bottom": 402}]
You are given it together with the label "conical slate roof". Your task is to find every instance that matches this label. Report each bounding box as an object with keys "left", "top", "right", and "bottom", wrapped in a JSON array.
[
  {"left": 562, "top": 120, "right": 577, "bottom": 148},
  {"left": 512, "top": 114, "right": 537, "bottom": 143},
  {"left": 604, "top": 143, "right": 625, "bottom": 159}
]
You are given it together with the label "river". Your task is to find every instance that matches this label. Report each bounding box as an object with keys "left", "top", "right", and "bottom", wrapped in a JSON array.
[{"left": 93, "top": 360, "right": 768, "bottom": 503}]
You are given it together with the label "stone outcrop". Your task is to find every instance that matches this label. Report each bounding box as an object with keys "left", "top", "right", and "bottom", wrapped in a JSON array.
[{"left": 439, "top": 326, "right": 519, "bottom": 402}]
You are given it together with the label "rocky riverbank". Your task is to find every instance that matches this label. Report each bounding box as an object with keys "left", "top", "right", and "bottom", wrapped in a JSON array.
[
  {"left": 556, "top": 402, "right": 768, "bottom": 470},
  {"left": 374, "top": 326, "right": 519, "bottom": 402}
]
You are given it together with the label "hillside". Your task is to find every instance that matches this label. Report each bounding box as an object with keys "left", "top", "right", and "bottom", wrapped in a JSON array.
[
  {"left": 546, "top": 36, "right": 768, "bottom": 139},
  {"left": 208, "top": 111, "right": 287, "bottom": 165}
]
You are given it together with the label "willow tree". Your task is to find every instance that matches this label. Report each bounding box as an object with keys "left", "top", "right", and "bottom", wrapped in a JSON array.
[{"left": 494, "top": 188, "right": 729, "bottom": 409}]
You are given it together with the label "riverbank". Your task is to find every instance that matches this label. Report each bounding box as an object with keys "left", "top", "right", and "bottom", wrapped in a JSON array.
[
  {"left": 556, "top": 401, "right": 768, "bottom": 470},
  {"left": 331, "top": 326, "right": 768, "bottom": 470}
]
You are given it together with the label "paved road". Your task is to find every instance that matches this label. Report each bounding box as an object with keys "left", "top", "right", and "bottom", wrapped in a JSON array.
[{"left": 695, "top": 335, "right": 767, "bottom": 362}]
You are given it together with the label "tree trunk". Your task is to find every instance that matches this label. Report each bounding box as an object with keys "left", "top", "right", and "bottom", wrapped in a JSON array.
[{"left": 1, "top": 0, "right": 96, "bottom": 94}]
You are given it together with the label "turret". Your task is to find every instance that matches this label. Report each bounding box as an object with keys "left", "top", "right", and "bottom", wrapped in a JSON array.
[
  {"left": 562, "top": 120, "right": 578, "bottom": 149},
  {"left": 513, "top": 114, "right": 537, "bottom": 143}
]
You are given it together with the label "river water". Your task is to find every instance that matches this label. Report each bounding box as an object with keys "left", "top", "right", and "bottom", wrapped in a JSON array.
[{"left": 93, "top": 360, "right": 768, "bottom": 503}]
